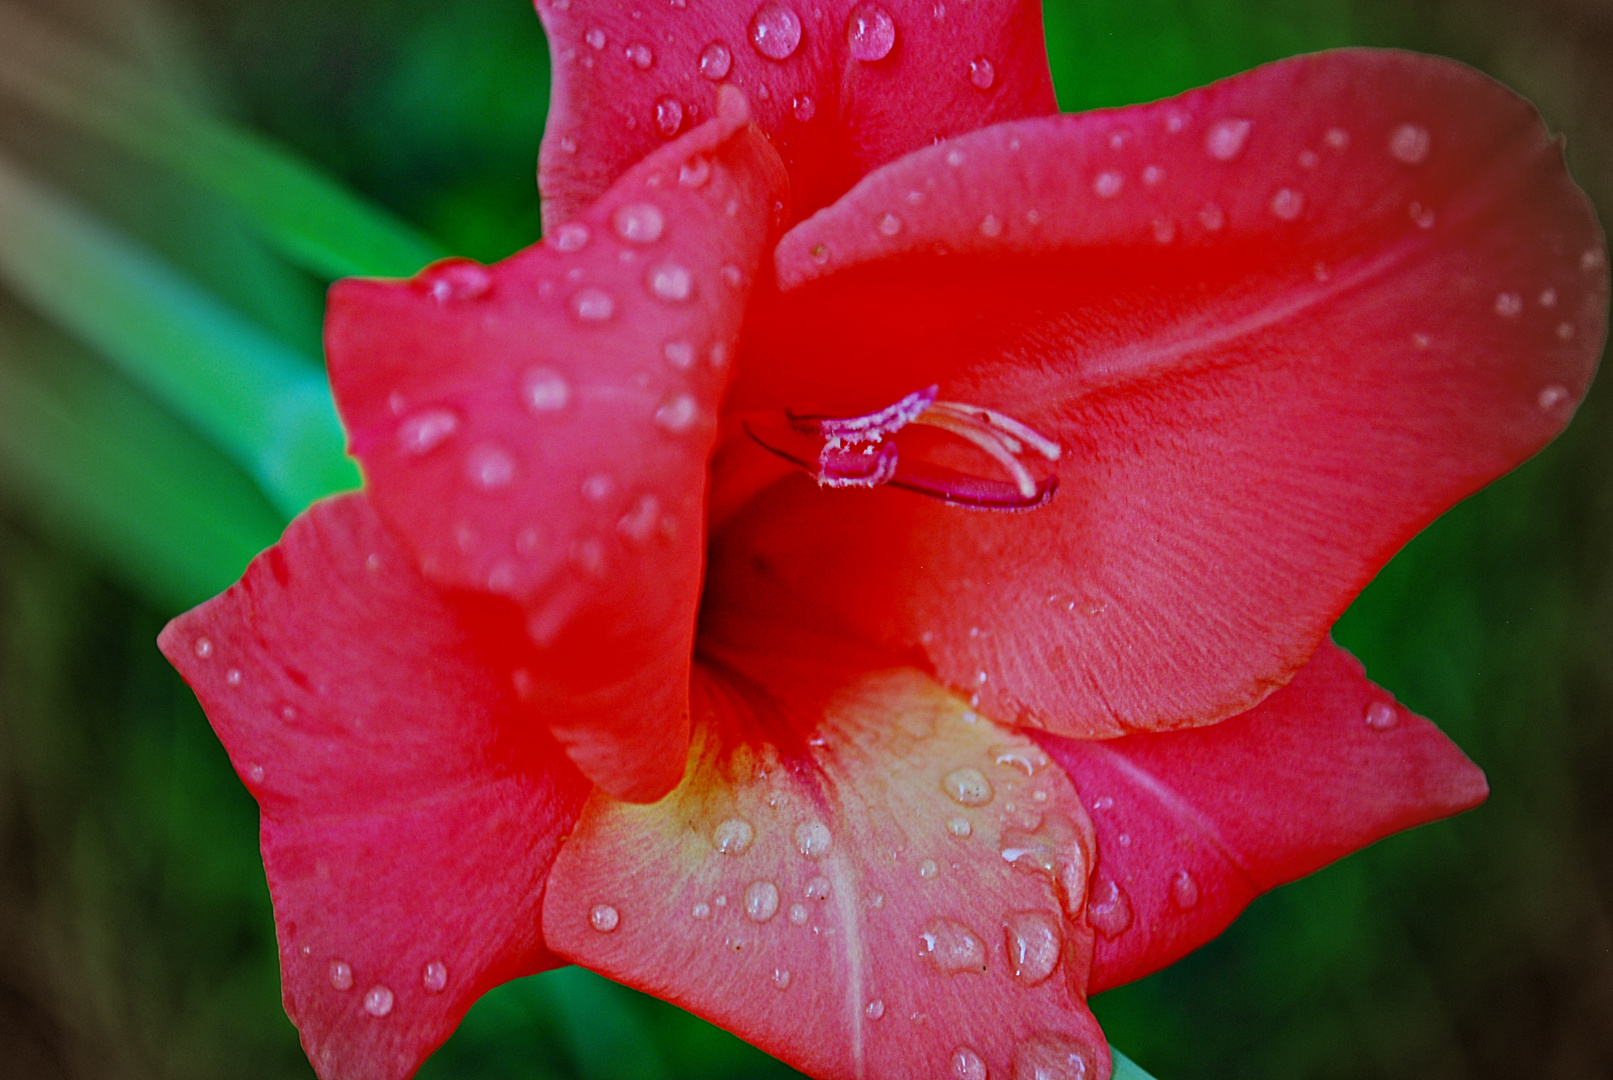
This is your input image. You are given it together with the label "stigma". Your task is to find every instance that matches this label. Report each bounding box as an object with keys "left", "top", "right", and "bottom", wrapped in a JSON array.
[{"left": 743, "top": 386, "right": 1062, "bottom": 510}]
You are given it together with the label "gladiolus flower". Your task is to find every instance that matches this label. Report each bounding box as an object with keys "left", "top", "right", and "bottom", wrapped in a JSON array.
[{"left": 160, "top": 2, "right": 1608, "bottom": 1079}]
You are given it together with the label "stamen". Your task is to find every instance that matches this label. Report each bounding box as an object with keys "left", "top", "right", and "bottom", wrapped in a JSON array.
[
  {"left": 789, "top": 385, "right": 939, "bottom": 440},
  {"left": 926, "top": 402, "right": 1063, "bottom": 462},
  {"left": 909, "top": 408, "right": 1038, "bottom": 500}
]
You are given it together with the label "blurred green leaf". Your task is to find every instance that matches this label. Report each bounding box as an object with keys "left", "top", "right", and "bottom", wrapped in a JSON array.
[
  {"left": 1111, "top": 1044, "right": 1159, "bottom": 1080},
  {"left": 0, "top": 151, "right": 358, "bottom": 517},
  {"left": 0, "top": 1, "right": 445, "bottom": 280}
]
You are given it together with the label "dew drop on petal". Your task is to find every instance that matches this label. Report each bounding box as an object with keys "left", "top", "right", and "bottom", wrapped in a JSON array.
[
  {"left": 590, "top": 904, "right": 621, "bottom": 932},
  {"left": 572, "top": 287, "right": 615, "bottom": 322},
  {"left": 749, "top": 3, "right": 802, "bottom": 60},
  {"left": 1539, "top": 288, "right": 1558, "bottom": 308},
  {"left": 522, "top": 367, "right": 571, "bottom": 413},
  {"left": 467, "top": 445, "right": 516, "bottom": 490},
  {"left": 692, "top": 901, "right": 712, "bottom": 919},
  {"left": 845, "top": 3, "right": 896, "bottom": 61},
  {"left": 792, "top": 93, "right": 817, "bottom": 121},
  {"left": 919, "top": 858, "right": 939, "bottom": 879},
  {"left": 947, "top": 815, "right": 972, "bottom": 838},
  {"left": 329, "top": 960, "right": 353, "bottom": 991},
  {"left": 1142, "top": 164, "right": 1164, "bottom": 186},
  {"left": 795, "top": 820, "right": 833, "bottom": 859},
  {"left": 1198, "top": 203, "right": 1225, "bottom": 231},
  {"left": 245, "top": 762, "right": 264, "bottom": 783},
  {"left": 1151, "top": 217, "right": 1176, "bottom": 244},
  {"left": 421, "top": 260, "right": 491, "bottom": 304},
  {"left": 226, "top": 668, "right": 242, "bottom": 686},
  {"left": 363, "top": 985, "right": 394, "bottom": 1017},
  {"left": 664, "top": 340, "right": 695, "bottom": 369},
  {"left": 1539, "top": 383, "right": 1571, "bottom": 409},
  {"left": 744, "top": 880, "right": 781, "bottom": 922},
  {"left": 1012, "top": 1032, "right": 1097, "bottom": 1080},
  {"left": 1557, "top": 322, "right": 1576, "bottom": 341},
  {"left": 648, "top": 262, "right": 694, "bottom": 302},
  {"left": 678, "top": 157, "right": 711, "bottom": 187},
  {"left": 714, "top": 817, "right": 756, "bottom": 854},
  {"left": 617, "top": 495, "right": 662, "bottom": 544},
  {"left": 422, "top": 961, "right": 448, "bottom": 993},
  {"left": 979, "top": 214, "right": 1003, "bottom": 238},
  {"left": 952, "top": 1046, "right": 988, "bottom": 1080},
  {"left": 1298, "top": 149, "right": 1320, "bottom": 169},
  {"left": 1171, "top": 869, "right": 1200, "bottom": 911},
  {"left": 969, "top": 56, "right": 995, "bottom": 90},
  {"left": 1270, "top": 187, "right": 1304, "bottom": 221},
  {"left": 1087, "top": 876, "right": 1133, "bottom": 938},
  {"left": 655, "top": 393, "right": 699, "bottom": 433},
  {"left": 1495, "top": 292, "right": 1523, "bottom": 317},
  {"left": 1093, "top": 171, "right": 1123, "bottom": 198},
  {"left": 625, "top": 41, "right": 654, "bottom": 68},
  {"left": 878, "top": 212, "right": 903, "bottom": 236},
  {"left": 193, "top": 636, "right": 214, "bottom": 659},
  {"left": 655, "top": 96, "right": 684, "bottom": 136},
  {"left": 993, "top": 745, "right": 1048, "bottom": 776},
  {"left": 772, "top": 967, "right": 792, "bottom": 990},
  {"left": 1389, "top": 123, "right": 1431, "bottom": 164},
  {"left": 946, "top": 148, "right": 965, "bottom": 167},
  {"left": 551, "top": 221, "right": 590, "bottom": 252},
  {"left": 919, "top": 917, "right": 988, "bottom": 974},
  {"left": 1204, "top": 118, "right": 1251, "bottom": 161},
  {"left": 789, "top": 903, "right": 810, "bottom": 926},
  {"left": 1409, "top": 201, "right": 1437, "bottom": 229},
  {"left": 865, "top": 999, "right": 885, "bottom": 1020},
  {"left": 1325, "top": 127, "right": 1350, "bottom": 150},
  {"left": 398, "top": 409, "right": 458, "bottom": 455},
  {"left": 613, "top": 202, "right": 666, "bottom": 243},
  {"left": 699, "top": 40, "right": 733, "bottom": 79},
  {"left": 805, "top": 876, "right": 831, "bottom": 900},
  {"left": 942, "top": 767, "right": 994, "bottom": 806},
  {"left": 1364, "top": 700, "right": 1399, "bottom": 731},
  {"left": 1003, "top": 910, "right": 1063, "bottom": 986},
  {"left": 1583, "top": 248, "right": 1606, "bottom": 273}
]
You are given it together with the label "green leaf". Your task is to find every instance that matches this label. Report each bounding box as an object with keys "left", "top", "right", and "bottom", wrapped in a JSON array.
[
  {"left": 1111, "top": 1044, "right": 1161, "bottom": 1080},
  {"left": 0, "top": 151, "right": 359, "bottom": 517},
  {"left": 0, "top": 2, "right": 446, "bottom": 280}
]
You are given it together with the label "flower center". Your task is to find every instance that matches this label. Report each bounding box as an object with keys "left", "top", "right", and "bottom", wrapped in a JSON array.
[{"left": 743, "top": 386, "right": 1061, "bottom": 509}]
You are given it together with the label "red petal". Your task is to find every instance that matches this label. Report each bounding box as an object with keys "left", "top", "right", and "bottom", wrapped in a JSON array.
[
  {"left": 536, "top": 0, "right": 1055, "bottom": 230},
  {"left": 1038, "top": 639, "right": 1488, "bottom": 994},
  {"left": 727, "top": 49, "right": 1607, "bottom": 738},
  {"left": 325, "top": 111, "right": 787, "bottom": 801},
  {"left": 543, "top": 584, "right": 1111, "bottom": 1080},
  {"left": 158, "top": 494, "right": 590, "bottom": 1080}
]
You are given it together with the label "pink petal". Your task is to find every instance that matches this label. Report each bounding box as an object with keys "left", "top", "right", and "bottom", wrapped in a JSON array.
[
  {"left": 158, "top": 494, "right": 591, "bottom": 1080},
  {"left": 1037, "top": 639, "right": 1488, "bottom": 993},
  {"left": 725, "top": 49, "right": 1606, "bottom": 738},
  {"left": 536, "top": 0, "right": 1055, "bottom": 230},
  {"left": 325, "top": 109, "right": 787, "bottom": 801}
]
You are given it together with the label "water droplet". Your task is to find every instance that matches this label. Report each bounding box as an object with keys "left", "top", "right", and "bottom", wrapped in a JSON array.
[
  {"left": 946, "top": 815, "right": 972, "bottom": 838},
  {"left": 699, "top": 40, "right": 733, "bottom": 79},
  {"left": 363, "top": 985, "right": 394, "bottom": 1017},
  {"left": 878, "top": 212, "right": 903, "bottom": 236},
  {"left": 226, "top": 668, "right": 242, "bottom": 686},
  {"left": 585, "top": 27, "right": 607, "bottom": 50},
  {"left": 1538, "top": 287, "right": 1557, "bottom": 308},
  {"left": 692, "top": 901, "right": 712, "bottom": 919},
  {"left": 772, "top": 967, "right": 792, "bottom": 990},
  {"left": 978, "top": 214, "right": 1003, "bottom": 238},
  {"left": 714, "top": 894, "right": 729, "bottom": 907},
  {"left": 1298, "top": 149, "right": 1320, "bottom": 169},
  {"left": 329, "top": 960, "right": 353, "bottom": 991},
  {"left": 1584, "top": 248, "right": 1607, "bottom": 272},
  {"left": 952, "top": 1046, "right": 988, "bottom": 1080},
  {"left": 613, "top": 202, "right": 666, "bottom": 244},
  {"left": 942, "top": 767, "right": 994, "bottom": 806},
  {"left": 522, "top": 367, "right": 571, "bottom": 413},
  {"left": 1495, "top": 292, "right": 1523, "bottom": 318},
  {"left": 1151, "top": 217, "right": 1176, "bottom": 244},
  {"left": 1012, "top": 1032, "right": 1097, "bottom": 1080},
  {"left": 1364, "top": 700, "right": 1398, "bottom": 731},
  {"left": 714, "top": 817, "right": 756, "bottom": 854},
  {"left": 1004, "top": 910, "right": 1063, "bottom": 986},
  {"left": 467, "top": 445, "right": 516, "bottom": 490},
  {"left": 865, "top": 998, "right": 886, "bottom": 1020},
  {"left": 625, "top": 41, "right": 655, "bottom": 68},
  {"left": 1141, "top": 164, "right": 1164, "bottom": 187},
  {"left": 846, "top": 3, "right": 896, "bottom": 61},
  {"left": 572, "top": 287, "right": 615, "bottom": 321},
  {"left": 655, "top": 96, "right": 684, "bottom": 136},
  {"left": 423, "top": 961, "right": 448, "bottom": 993},
  {"left": 720, "top": 264, "right": 744, "bottom": 288},
  {"left": 994, "top": 745, "right": 1048, "bottom": 776},
  {"left": 647, "top": 262, "right": 694, "bottom": 302},
  {"left": 1270, "top": 187, "right": 1304, "bottom": 221},
  {"left": 1557, "top": 322, "right": 1576, "bottom": 341},
  {"left": 1324, "top": 127, "right": 1350, "bottom": 150},
  {"left": 192, "top": 637, "right": 214, "bottom": 660},
  {"left": 864, "top": 891, "right": 886, "bottom": 910},
  {"left": 795, "top": 820, "right": 832, "bottom": 859},
  {"left": 918, "top": 858, "right": 939, "bottom": 879},
  {"left": 1093, "top": 171, "right": 1123, "bottom": 198},
  {"left": 789, "top": 903, "right": 810, "bottom": 925},
  {"left": 398, "top": 409, "right": 459, "bottom": 455},
  {"left": 1087, "top": 876, "right": 1133, "bottom": 938},
  {"left": 618, "top": 495, "right": 663, "bottom": 543},
  {"left": 1117, "top": 833, "right": 1132, "bottom": 847},
  {"left": 1171, "top": 869, "right": 1200, "bottom": 911},
  {"left": 1198, "top": 203, "right": 1225, "bottom": 231},
  {"left": 805, "top": 876, "right": 831, "bottom": 900},
  {"left": 551, "top": 222, "right": 590, "bottom": 252},
  {"left": 655, "top": 393, "right": 699, "bottom": 433},
  {"left": 662, "top": 340, "right": 696, "bottom": 370},
  {"left": 590, "top": 903, "right": 621, "bottom": 932},
  {"left": 1389, "top": 123, "right": 1431, "bottom": 165},
  {"left": 421, "top": 260, "right": 492, "bottom": 304},
  {"left": 919, "top": 917, "right": 988, "bottom": 974},
  {"left": 744, "top": 879, "right": 781, "bottom": 922},
  {"left": 969, "top": 56, "right": 995, "bottom": 90},
  {"left": 246, "top": 762, "right": 264, "bottom": 783},
  {"left": 569, "top": 537, "right": 607, "bottom": 577},
  {"left": 1204, "top": 118, "right": 1251, "bottom": 161},
  {"left": 946, "top": 148, "right": 965, "bottom": 167},
  {"left": 792, "top": 93, "right": 817, "bottom": 121},
  {"left": 749, "top": 3, "right": 802, "bottom": 59}
]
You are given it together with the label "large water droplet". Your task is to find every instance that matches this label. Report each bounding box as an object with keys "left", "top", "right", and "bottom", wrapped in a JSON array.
[
  {"left": 647, "top": 262, "right": 694, "bottom": 302},
  {"left": 590, "top": 904, "right": 621, "bottom": 932},
  {"left": 805, "top": 876, "right": 831, "bottom": 900},
  {"left": 1004, "top": 910, "right": 1063, "bottom": 987},
  {"left": 522, "top": 367, "right": 571, "bottom": 413},
  {"left": 714, "top": 817, "right": 756, "bottom": 854},
  {"left": 664, "top": 340, "right": 695, "bottom": 369},
  {"left": 942, "top": 767, "right": 994, "bottom": 806},
  {"left": 398, "top": 409, "right": 459, "bottom": 455},
  {"left": 918, "top": 858, "right": 939, "bottom": 879},
  {"left": 466, "top": 445, "right": 516, "bottom": 490},
  {"left": 422, "top": 961, "right": 449, "bottom": 993},
  {"left": 993, "top": 745, "right": 1049, "bottom": 776},
  {"left": 625, "top": 41, "right": 655, "bottom": 69},
  {"left": 1539, "top": 382, "right": 1571, "bottom": 409},
  {"left": 572, "top": 287, "right": 616, "bottom": 322},
  {"left": 919, "top": 917, "right": 988, "bottom": 974},
  {"left": 585, "top": 27, "right": 607, "bottom": 50},
  {"left": 1388, "top": 123, "right": 1431, "bottom": 165},
  {"left": 773, "top": 967, "right": 793, "bottom": 990},
  {"left": 655, "top": 393, "right": 699, "bottom": 433},
  {"left": 864, "top": 998, "right": 886, "bottom": 1020},
  {"left": 968, "top": 57, "right": 995, "bottom": 90},
  {"left": 846, "top": 3, "right": 896, "bottom": 61},
  {"left": 952, "top": 1046, "right": 988, "bottom": 1080},
  {"left": 692, "top": 901, "right": 712, "bottom": 919},
  {"left": 613, "top": 202, "right": 666, "bottom": 243},
  {"left": 655, "top": 96, "right": 684, "bottom": 136},
  {"left": 947, "top": 815, "right": 972, "bottom": 838},
  {"left": 1270, "top": 187, "right": 1304, "bottom": 221},
  {"left": 363, "top": 985, "right": 395, "bottom": 1017},
  {"left": 329, "top": 960, "right": 354, "bottom": 991},
  {"left": 1093, "top": 171, "right": 1123, "bottom": 198},
  {"left": 1204, "top": 118, "right": 1251, "bottom": 161},
  {"left": 1086, "top": 876, "right": 1133, "bottom": 938},
  {"left": 193, "top": 637, "right": 214, "bottom": 659},
  {"left": 420, "top": 260, "right": 492, "bottom": 304},
  {"left": 551, "top": 221, "right": 590, "bottom": 252},
  {"left": 699, "top": 40, "right": 733, "bottom": 79},
  {"left": 1012, "top": 1032, "right": 1096, "bottom": 1080},
  {"left": 1364, "top": 700, "right": 1398, "bottom": 731},
  {"left": 745, "top": 880, "right": 781, "bottom": 922},
  {"left": 749, "top": 3, "right": 802, "bottom": 60},
  {"left": 1171, "top": 869, "right": 1200, "bottom": 911},
  {"left": 878, "top": 212, "right": 903, "bottom": 236},
  {"left": 795, "top": 820, "right": 833, "bottom": 859}
]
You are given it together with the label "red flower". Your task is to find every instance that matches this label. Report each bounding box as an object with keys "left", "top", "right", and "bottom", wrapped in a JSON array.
[{"left": 160, "top": 3, "right": 1608, "bottom": 1079}]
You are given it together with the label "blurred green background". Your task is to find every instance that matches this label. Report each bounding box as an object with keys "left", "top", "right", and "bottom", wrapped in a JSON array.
[{"left": 0, "top": 0, "right": 1608, "bottom": 1077}]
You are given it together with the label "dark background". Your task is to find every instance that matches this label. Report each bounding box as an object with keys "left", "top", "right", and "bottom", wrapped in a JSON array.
[{"left": 1, "top": 1, "right": 1609, "bottom": 1077}]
